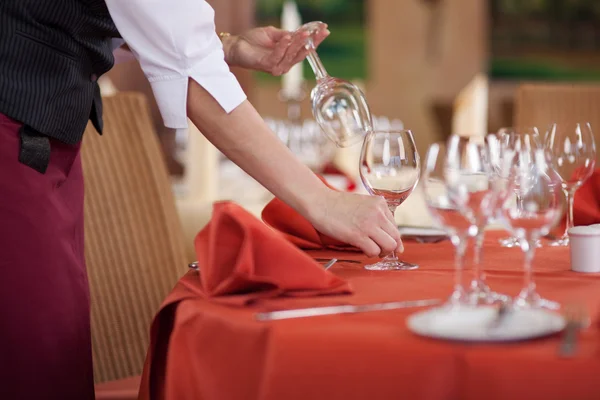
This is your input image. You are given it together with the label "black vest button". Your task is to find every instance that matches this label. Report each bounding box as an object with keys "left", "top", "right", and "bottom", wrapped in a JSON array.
[{"left": 90, "top": 73, "right": 98, "bottom": 82}]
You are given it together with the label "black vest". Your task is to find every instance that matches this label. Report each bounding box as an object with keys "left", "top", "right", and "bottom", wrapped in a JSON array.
[{"left": 0, "top": 0, "right": 120, "bottom": 145}]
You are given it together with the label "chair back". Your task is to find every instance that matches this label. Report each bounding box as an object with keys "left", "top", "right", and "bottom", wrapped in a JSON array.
[
  {"left": 515, "top": 83, "right": 600, "bottom": 161},
  {"left": 81, "top": 92, "right": 188, "bottom": 383}
]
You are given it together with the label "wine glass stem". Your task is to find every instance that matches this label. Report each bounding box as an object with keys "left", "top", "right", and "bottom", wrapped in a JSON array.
[
  {"left": 562, "top": 188, "right": 576, "bottom": 238},
  {"left": 520, "top": 238, "right": 537, "bottom": 294},
  {"left": 383, "top": 203, "right": 399, "bottom": 261},
  {"left": 473, "top": 231, "right": 484, "bottom": 281},
  {"left": 306, "top": 48, "right": 329, "bottom": 82},
  {"left": 453, "top": 238, "right": 467, "bottom": 293}
]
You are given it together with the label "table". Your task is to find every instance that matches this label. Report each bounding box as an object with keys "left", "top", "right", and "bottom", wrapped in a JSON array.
[{"left": 139, "top": 232, "right": 600, "bottom": 400}]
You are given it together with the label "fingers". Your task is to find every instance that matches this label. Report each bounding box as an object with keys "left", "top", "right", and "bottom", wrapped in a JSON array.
[
  {"left": 379, "top": 212, "right": 404, "bottom": 253},
  {"left": 273, "top": 27, "right": 330, "bottom": 75},
  {"left": 311, "top": 28, "right": 330, "bottom": 49},
  {"left": 369, "top": 228, "right": 399, "bottom": 257},
  {"left": 265, "top": 34, "right": 292, "bottom": 75},
  {"left": 272, "top": 30, "right": 308, "bottom": 75},
  {"left": 355, "top": 237, "right": 381, "bottom": 258}
]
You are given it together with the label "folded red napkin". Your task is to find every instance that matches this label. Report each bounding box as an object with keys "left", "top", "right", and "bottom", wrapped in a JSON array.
[
  {"left": 181, "top": 201, "right": 351, "bottom": 305},
  {"left": 262, "top": 177, "right": 360, "bottom": 251},
  {"left": 572, "top": 168, "right": 600, "bottom": 226}
]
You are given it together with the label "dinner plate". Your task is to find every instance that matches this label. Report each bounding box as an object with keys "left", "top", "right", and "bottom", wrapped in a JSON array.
[{"left": 407, "top": 306, "right": 566, "bottom": 342}]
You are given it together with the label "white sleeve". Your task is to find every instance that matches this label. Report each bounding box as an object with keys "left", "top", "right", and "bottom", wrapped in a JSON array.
[{"left": 104, "top": 0, "right": 247, "bottom": 129}]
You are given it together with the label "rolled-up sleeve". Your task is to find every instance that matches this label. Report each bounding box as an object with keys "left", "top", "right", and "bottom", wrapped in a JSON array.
[{"left": 105, "top": 0, "right": 247, "bottom": 129}]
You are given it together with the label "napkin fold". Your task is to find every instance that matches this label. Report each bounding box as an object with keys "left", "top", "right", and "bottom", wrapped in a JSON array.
[
  {"left": 555, "top": 169, "right": 600, "bottom": 233},
  {"left": 262, "top": 176, "right": 360, "bottom": 251},
  {"left": 571, "top": 169, "right": 600, "bottom": 226},
  {"left": 184, "top": 201, "right": 352, "bottom": 305}
]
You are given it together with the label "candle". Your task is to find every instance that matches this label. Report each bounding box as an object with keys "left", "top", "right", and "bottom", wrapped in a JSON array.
[{"left": 281, "top": 0, "right": 303, "bottom": 99}]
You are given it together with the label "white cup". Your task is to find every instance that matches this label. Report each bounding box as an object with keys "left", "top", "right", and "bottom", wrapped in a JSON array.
[{"left": 569, "top": 226, "right": 600, "bottom": 273}]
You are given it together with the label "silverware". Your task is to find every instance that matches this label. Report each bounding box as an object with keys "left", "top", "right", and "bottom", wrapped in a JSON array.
[
  {"left": 314, "top": 258, "right": 362, "bottom": 264},
  {"left": 558, "top": 304, "right": 587, "bottom": 357},
  {"left": 189, "top": 258, "right": 339, "bottom": 271},
  {"left": 323, "top": 258, "right": 337, "bottom": 270},
  {"left": 255, "top": 298, "right": 441, "bottom": 321}
]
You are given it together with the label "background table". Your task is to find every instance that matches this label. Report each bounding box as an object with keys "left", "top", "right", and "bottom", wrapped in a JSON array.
[{"left": 142, "top": 232, "right": 600, "bottom": 400}]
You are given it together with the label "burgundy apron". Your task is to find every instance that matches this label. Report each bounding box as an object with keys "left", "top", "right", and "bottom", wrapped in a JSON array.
[{"left": 0, "top": 113, "right": 94, "bottom": 399}]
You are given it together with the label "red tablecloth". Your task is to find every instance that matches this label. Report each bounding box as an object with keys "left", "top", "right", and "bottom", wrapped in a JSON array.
[{"left": 138, "top": 232, "right": 600, "bottom": 400}]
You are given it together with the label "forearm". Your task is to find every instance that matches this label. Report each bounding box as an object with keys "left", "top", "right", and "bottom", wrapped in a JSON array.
[{"left": 186, "top": 79, "right": 329, "bottom": 217}]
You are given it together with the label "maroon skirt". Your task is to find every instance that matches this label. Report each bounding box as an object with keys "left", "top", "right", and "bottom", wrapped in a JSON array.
[{"left": 0, "top": 113, "right": 94, "bottom": 399}]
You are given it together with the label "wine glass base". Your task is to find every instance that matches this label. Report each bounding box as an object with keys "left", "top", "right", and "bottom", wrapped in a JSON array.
[
  {"left": 498, "top": 237, "right": 542, "bottom": 248},
  {"left": 467, "top": 280, "right": 511, "bottom": 306},
  {"left": 498, "top": 237, "right": 519, "bottom": 248},
  {"left": 443, "top": 287, "right": 471, "bottom": 310},
  {"left": 548, "top": 237, "right": 569, "bottom": 247},
  {"left": 364, "top": 260, "right": 418, "bottom": 271},
  {"left": 513, "top": 289, "right": 560, "bottom": 310}
]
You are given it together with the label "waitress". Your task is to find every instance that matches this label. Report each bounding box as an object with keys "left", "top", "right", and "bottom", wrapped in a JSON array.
[{"left": 0, "top": 1, "right": 403, "bottom": 399}]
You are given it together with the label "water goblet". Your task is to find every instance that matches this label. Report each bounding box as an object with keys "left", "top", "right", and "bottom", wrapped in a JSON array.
[
  {"left": 496, "top": 133, "right": 563, "bottom": 309},
  {"left": 359, "top": 130, "right": 420, "bottom": 270},
  {"left": 446, "top": 135, "right": 510, "bottom": 305}
]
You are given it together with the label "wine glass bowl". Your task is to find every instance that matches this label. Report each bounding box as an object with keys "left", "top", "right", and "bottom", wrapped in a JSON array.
[
  {"left": 298, "top": 21, "right": 373, "bottom": 148},
  {"left": 311, "top": 78, "right": 372, "bottom": 148},
  {"left": 359, "top": 130, "right": 420, "bottom": 271}
]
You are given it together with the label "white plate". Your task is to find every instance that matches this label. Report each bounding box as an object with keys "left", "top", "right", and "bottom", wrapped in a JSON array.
[
  {"left": 407, "top": 306, "right": 566, "bottom": 342},
  {"left": 398, "top": 226, "right": 448, "bottom": 237}
]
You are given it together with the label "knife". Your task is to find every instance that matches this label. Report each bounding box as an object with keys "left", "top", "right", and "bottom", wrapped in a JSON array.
[{"left": 255, "top": 298, "right": 441, "bottom": 321}]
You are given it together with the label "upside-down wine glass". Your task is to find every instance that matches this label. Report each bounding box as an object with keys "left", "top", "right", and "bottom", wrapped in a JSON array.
[
  {"left": 422, "top": 142, "right": 472, "bottom": 307},
  {"left": 545, "top": 123, "right": 597, "bottom": 246},
  {"left": 496, "top": 133, "right": 563, "bottom": 309},
  {"left": 359, "top": 130, "right": 420, "bottom": 270},
  {"left": 446, "top": 135, "right": 510, "bottom": 305},
  {"left": 298, "top": 21, "right": 373, "bottom": 148}
]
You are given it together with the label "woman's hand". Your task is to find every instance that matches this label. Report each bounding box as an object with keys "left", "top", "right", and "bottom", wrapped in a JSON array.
[
  {"left": 223, "top": 25, "right": 329, "bottom": 76},
  {"left": 307, "top": 190, "right": 404, "bottom": 258}
]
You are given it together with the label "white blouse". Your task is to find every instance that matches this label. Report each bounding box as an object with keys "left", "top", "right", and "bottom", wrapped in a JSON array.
[{"left": 104, "top": 0, "right": 247, "bottom": 129}]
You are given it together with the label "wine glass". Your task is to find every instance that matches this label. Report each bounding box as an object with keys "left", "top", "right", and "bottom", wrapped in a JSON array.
[
  {"left": 545, "top": 123, "right": 597, "bottom": 246},
  {"left": 297, "top": 21, "right": 373, "bottom": 148},
  {"left": 359, "top": 130, "right": 420, "bottom": 270},
  {"left": 446, "top": 135, "right": 510, "bottom": 305},
  {"left": 422, "top": 142, "right": 471, "bottom": 306},
  {"left": 493, "top": 128, "right": 543, "bottom": 247},
  {"left": 496, "top": 133, "right": 563, "bottom": 309}
]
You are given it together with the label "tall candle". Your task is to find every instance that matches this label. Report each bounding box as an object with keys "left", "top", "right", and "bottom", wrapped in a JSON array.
[{"left": 281, "top": 0, "right": 303, "bottom": 99}]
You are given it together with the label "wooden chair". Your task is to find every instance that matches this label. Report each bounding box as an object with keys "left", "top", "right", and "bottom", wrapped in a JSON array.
[
  {"left": 515, "top": 83, "right": 600, "bottom": 162},
  {"left": 81, "top": 92, "right": 189, "bottom": 399}
]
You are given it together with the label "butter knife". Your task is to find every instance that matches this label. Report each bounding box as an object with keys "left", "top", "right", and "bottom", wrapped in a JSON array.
[{"left": 255, "top": 298, "right": 440, "bottom": 321}]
